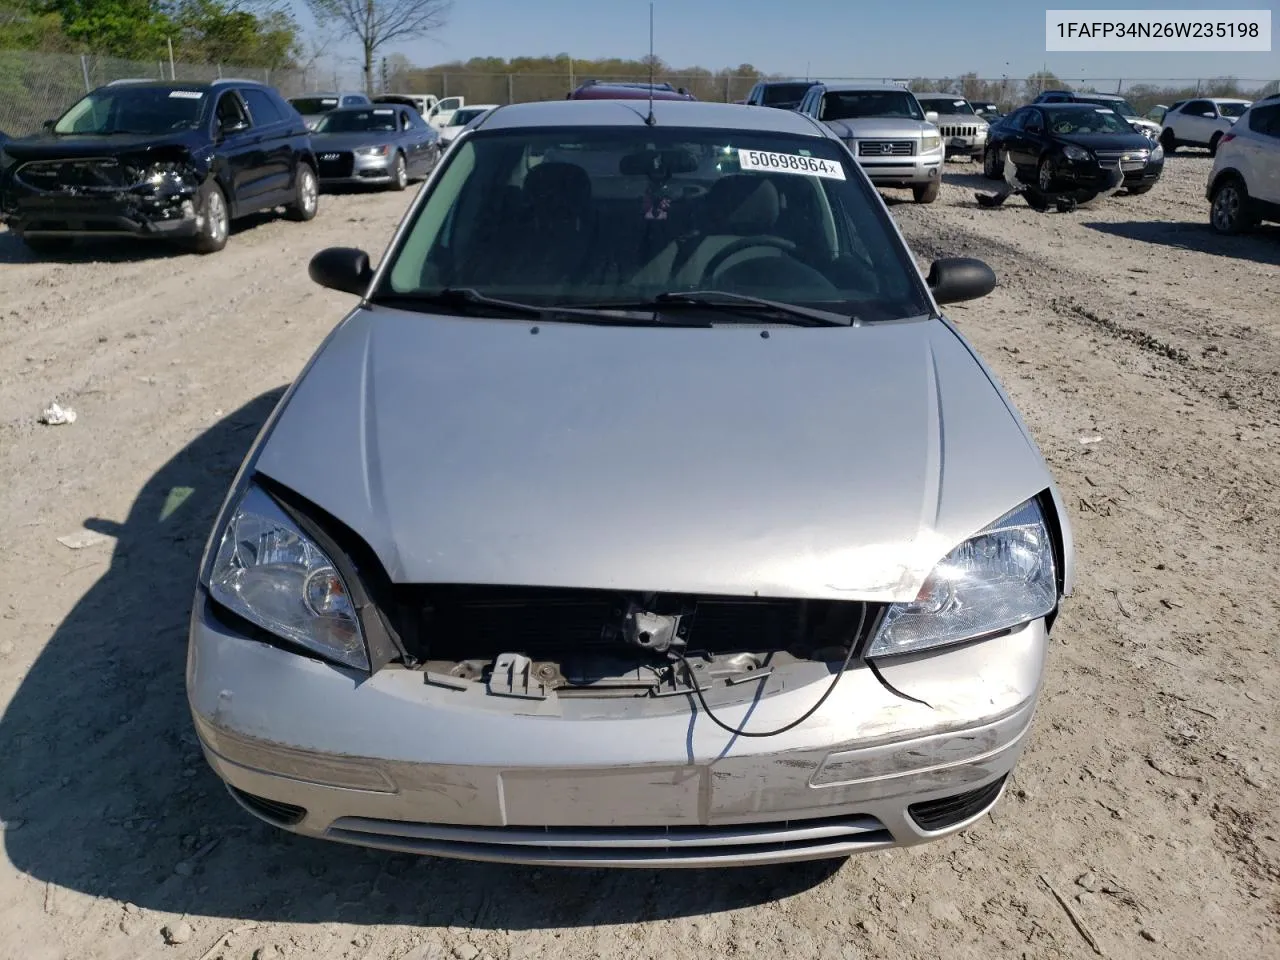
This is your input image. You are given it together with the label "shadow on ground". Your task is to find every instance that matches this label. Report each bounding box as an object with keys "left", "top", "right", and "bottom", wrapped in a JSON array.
[
  {"left": 0, "top": 389, "right": 841, "bottom": 928},
  {"left": 0, "top": 211, "right": 296, "bottom": 265},
  {"left": 1083, "top": 220, "right": 1280, "bottom": 266}
]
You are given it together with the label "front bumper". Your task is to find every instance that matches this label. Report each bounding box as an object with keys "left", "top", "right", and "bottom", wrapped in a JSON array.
[
  {"left": 1057, "top": 157, "right": 1164, "bottom": 188},
  {"left": 188, "top": 593, "right": 1050, "bottom": 867},
  {"left": 856, "top": 155, "right": 944, "bottom": 188},
  {"left": 315, "top": 149, "right": 396, "bottom": 186},
  {"left": 1, "top": 189, "right": 200, "bottom": 238}
]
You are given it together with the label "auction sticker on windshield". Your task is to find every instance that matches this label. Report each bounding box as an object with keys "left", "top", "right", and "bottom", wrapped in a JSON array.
[
  {"left": 169, "top": 91, "right": 203, "bottom": 99},
  {"left": 738, "top": 149, "right": 846, "bottom": 180}
]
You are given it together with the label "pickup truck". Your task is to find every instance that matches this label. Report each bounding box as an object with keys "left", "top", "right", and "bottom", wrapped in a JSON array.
[{"left": 374, "top": 93, "right": 466, "bottom": 129}]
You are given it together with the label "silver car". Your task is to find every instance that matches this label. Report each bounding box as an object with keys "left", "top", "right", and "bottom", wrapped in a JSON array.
[
  {"left": 796, "top": 83, "right": 945, "bottom": 202},
  {"left": 310, "top": 105, "right": 441, "bottom": 191},
  {"left": 913, "top": 94, "right": 989, "bottom": 161},
  {"left": 188, "top": 99, "right": 1074, "bottom": 868}
]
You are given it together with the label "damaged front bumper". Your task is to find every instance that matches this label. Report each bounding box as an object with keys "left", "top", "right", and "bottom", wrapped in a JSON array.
[
  {"left": 187, "top": 591, "right": 1049, "bottom": 867},
  {"left": 1, "top": 160, "right": 203, "bottom": 239}
]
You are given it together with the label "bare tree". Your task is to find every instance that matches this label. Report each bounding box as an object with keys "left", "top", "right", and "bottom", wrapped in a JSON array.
[{"left": 305, "top": 0, "right": 452, "bottom": 95}]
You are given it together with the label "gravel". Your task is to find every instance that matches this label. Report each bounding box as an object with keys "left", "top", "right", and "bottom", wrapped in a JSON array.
[{"left": 0, "top": 156, "right": 1276, "bottom": 960}]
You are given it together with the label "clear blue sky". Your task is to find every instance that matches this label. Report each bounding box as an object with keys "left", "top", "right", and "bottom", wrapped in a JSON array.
[{"left": 295, "top": 0, "right": 1279, "bottom": 80}]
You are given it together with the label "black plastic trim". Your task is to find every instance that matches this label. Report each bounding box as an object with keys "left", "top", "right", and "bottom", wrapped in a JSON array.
[{"left": 907, "top": 774, "right": 1007, "bottom": 831}]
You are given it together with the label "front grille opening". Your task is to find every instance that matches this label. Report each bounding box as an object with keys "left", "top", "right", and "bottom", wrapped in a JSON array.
[
  {"left": 907, "top": 775, "right": 1007, "bottom": 832},
  {"left": 228, "top": 786, "right": 307, "bottom": 826},
  {"left": 393, "top": 585, "right": 876, "bottom": 696}
]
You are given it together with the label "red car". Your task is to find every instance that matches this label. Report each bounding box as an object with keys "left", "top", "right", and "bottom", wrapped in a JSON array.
[{"left": 566, "top": 81, "right": 696, "bottom": 101}]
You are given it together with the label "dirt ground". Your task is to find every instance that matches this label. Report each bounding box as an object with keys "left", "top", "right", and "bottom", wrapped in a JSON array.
[{"left": 0, "top": 153, "right": 1276, "bottom": 960}]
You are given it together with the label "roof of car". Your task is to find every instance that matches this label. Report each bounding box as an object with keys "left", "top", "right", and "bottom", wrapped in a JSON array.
[
  {"left": 100, "top": 79, "right": 269, "bottom": 91},
  {"left": 1036, "top": 102, "right": 1122, "bottom": 110},
  {"left": 476, "top": 99, "right": 828, "bottom": 135},
  {"left": 291, "top": 91, "right": 368, "bottom": 99},
  {"left": 814, "top": 82, "right": 910, "bottom": 93}
]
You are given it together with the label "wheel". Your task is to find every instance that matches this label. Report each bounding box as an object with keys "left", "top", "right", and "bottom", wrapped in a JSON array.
[
  {"left": 1209, "top": 177, "right": 1256, "bottom": 235},
  {"left": 390, "top": 152, "right": 408, "bottom": 191},
  {"left": 285, "top": 163, "right": 318, "bottom": 221},
  {"left": 1127, "top": 185, "right": 1154, "bottom": 195},
  {"left": 188, "top": 181, "right": 229, "bottom": 254},
  {"left": 21, "top": 235, "right": 74, "bottom": 256},
  {"left": 1208, "top": 132, "right": 1223, "bottom": 157},
  {"left": 912, "top": 180, "right": 940, "bottom": 203},
  {"left": 983, "top": 147, "right": 1003, "bottom": 179},
  {"left": 1160, "top": 129, "right": 1176, "bottom": 153},
  {"left": 1037, "top": 157, "right": 1055, "bottom": 192}
]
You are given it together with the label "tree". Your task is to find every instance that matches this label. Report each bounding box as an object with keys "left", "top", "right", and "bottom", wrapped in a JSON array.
[{"left": 305, "top": 0, "right": 451, "bottom": 95}]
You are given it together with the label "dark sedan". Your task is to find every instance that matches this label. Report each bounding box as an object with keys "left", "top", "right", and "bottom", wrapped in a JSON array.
[
  {"left": 311, "top": 105, "right": 440, "bottom": 191},
  {"left": 983, "top": 102, "right": 1163, "bottom": 195}
]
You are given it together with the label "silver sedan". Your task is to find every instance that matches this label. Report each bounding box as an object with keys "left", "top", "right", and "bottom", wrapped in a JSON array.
[
  {"left": 310, "top": 105, "right": 440, "bottom": 191},
  {"left": 188, "top": 99, "right": 1073, "bottom": 868}
]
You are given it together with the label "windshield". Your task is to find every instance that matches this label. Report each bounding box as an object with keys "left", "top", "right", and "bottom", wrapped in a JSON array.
[
  {"left": 1044, "top": 107, "right": 1135, "bottom": 135},
  {"left": 1079, "top": 96, "right": 1137, "bottom": 117},
  {"left": 919, "top": 98, "right": 975, "bottom": 115},
  {"left": 1217, "top": 101, "right": 1249, "bottom": 118},
  {"left": 763, "top": 83, "right": 814, "bottom": 105},
  {"left": 820, "top": 91, "right": 923, "bottom": 121},
  {"left": 53, "top": 87, "right": 206, "bottom": 135},
  {"left": 315, "top": 108, "right": 399, "bottom": 133},
  {"left": 450, "top": 108, "right": 489, "bottom": 126},
  {"left": 290, "top": 97, "right": 340, "bottom": 115},
  {"left": 379, "top": 127, "right": 930, "bottom": 323}
]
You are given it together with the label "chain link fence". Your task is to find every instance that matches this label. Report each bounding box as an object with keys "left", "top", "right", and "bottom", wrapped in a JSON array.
[
  {"left": 3, "top": 49, "right": 1276, "bottom": 136},
  {"left": 0, "top": 50, "right": 307, "bottom": 135},
  {"left": 384, "top": 71, "right": 1276, "bottom": 116}
]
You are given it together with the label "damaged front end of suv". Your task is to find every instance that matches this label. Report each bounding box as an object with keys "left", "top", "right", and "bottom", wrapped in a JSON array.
[{"left": 0, "top": 143, "right": 211, "bottom": 245}]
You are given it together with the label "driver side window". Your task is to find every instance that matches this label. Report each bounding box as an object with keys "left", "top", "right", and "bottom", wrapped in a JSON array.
[{"left": 215, "top": 92, "right": 249, "bottom": 132}]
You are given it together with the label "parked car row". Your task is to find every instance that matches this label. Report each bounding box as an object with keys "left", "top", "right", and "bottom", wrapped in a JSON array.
[{"left": 0, "top": 79, "right": 455, "bottom": 255}]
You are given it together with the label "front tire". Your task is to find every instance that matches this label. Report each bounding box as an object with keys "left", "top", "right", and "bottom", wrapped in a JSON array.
[
  {"left": 983, "top": 146, "right": 1003, "bottom": 179},
  {"left": 188, "top": 181, "right": 229, "bottom": 254},
  {"left": 1210, "top": 177, "right": 1256, "bottom": 235},
  {"left": 1037, "top": 156, "right": 1055, "bottom": 192},
  {"left": 912, "top": 180, "right": 940, "bottom": 203},
  {"left": 285, "top": 163, "right": 318, "bottom": 222},
  {"left": 390, "top": 152, "right": 408, "bottom": 192}
]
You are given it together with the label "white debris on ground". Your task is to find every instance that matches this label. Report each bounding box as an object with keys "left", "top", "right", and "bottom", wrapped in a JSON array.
[{"left": 39, "top": 402, "right": 76, "bottom": 425}]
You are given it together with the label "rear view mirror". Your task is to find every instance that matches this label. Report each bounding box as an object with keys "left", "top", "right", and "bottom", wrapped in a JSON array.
[
  {"left": 309, "top": 247, "right": 373, "bottom": 296},
  {"left": 927, "top": 257, "right": 997, "bottom": 305},
  {"left": 619, "top": 147, "right": 699, "bottom": 176}
]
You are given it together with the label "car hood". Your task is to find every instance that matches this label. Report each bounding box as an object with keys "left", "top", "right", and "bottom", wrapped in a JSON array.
[
  {"left": 254, "top": 309, "right": 1056, "bottom": 602},
  {"left": 1058, "top": 132, "right": 1156, "bottom": 152},
  {"left": 1, "top": 132, "right": 200, "bottom": 161},
  {"left": 824, "top": 117, "right": 930, "bottom": 139},
  {"left": 311, "top": 132, "right": 396, "bottom": 151}
]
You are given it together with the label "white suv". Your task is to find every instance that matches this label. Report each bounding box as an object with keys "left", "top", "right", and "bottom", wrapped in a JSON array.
[
  {"left": 1206, "top": 95, "right": 1280, "bottom": 234},
  {"left": 1160, "top": 98, "right": 1252, "bottom": 156}
]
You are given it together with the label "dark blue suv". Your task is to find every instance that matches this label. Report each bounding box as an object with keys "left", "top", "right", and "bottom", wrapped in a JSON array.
[{"left": 0, "top": 79, "right": 319, "bottom": 255}]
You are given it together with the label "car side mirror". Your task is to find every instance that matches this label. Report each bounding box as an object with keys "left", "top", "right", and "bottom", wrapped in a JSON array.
[
  {"left": 220, "top": 118, "right": 249, "bottom": 136},
  {"left": 925, "top": 111, "right": 939, "bottom": 123},
  {"left": 927, "top": 257, "right": 997, "bottom": 305},
  {"left": 42, "top": 119, "right": 55, "bottom": 132},
  {"left": 309, "top": 247, "right": 373, "bottom": 296}
]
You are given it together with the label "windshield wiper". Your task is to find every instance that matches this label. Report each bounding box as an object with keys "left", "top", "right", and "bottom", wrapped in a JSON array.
[
  {"left": 650, "top": 291, "right": 856, "bottom": 327},
  {"left": 371, "top": 288, "right": 707, "bottom": 326}
]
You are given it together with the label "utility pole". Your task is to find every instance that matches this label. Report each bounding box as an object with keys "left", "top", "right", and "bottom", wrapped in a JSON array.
[{"left": 167, "top": 37, "right": 176, "bottom": 80}]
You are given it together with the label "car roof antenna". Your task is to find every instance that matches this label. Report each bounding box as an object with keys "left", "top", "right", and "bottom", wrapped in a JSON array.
[{"left": 645, "top": 1, "right": 657, "bottom": 125}]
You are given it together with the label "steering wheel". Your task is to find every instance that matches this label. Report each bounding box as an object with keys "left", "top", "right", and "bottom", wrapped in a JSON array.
[{"left": 699, "top": 236, "right": 796, "bottom": 285}]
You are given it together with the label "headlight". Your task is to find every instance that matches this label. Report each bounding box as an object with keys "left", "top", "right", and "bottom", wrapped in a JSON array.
[
  {"left": 867, "top": 498, "right": 1057, "bottom": 658},
  {"left": 1150, "top": 143, "right": 1164, "bottom": 161},
  {"left": 1062, "top": 145, "right": 1091, "bottom": 161},
  {"left": 208, "top": 484, "right": 368, "bottom": 670},
  {"left": 356, "top": 145, "right": 390, "bottom": 157},
  {"left": 921, "top": 134, "right": 942, "bottom": 152}
]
